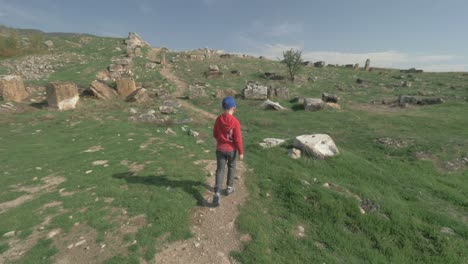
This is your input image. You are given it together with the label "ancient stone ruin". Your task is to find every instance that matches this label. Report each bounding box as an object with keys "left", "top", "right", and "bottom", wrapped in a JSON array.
[
  {"left": 108, "top": 58, "right": 133, "bottom": 80},
  {"left": 0, "top": 75, "right": 29, "bottom": 102},
  {"left": 293, "top": 134, "right": 340, "bottom": 159},
  {"left": 189, "top": 83, "right": 208, "bottom": 98},
  {"left": 89, "top": 80, "right": 117, "bottom": 100},
  {"left": 205, "top": 65, "right": 223, "bottom": 79},
  {"left": 271, "top": 87, "right": 289, "bottom": 99},
  {"left": 364, "top": 59, "right": 371, "bottom": 71},
  {"left": 115, "top": 78, "right": 137, "bottom": 99},
  {"left": 242, "top": 82, "right": 269, "bottom": 100},
  {"left": 46, "top": 82, "right": 79, "bottom": 110},
  {"left": 304, "top": 98, "right": 325, "bottom": 111},
  {"left": 126, "top": 88, "right": 150, "bottom": 103},
  {"left": 126, "top": 32, "right": 149, "bottom": 58}
]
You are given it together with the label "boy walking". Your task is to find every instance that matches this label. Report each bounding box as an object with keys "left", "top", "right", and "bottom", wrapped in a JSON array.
[{"left": 212, "top": 96, "right": 244, "bottom": 207}]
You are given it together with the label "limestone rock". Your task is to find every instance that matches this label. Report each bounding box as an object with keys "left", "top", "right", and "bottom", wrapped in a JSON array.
[
  {"left": 288, "top": 148, "right": 302, "bottom": 159},
  {"left": 0, "top": 75, "right": 29, "bottom": 102},
  {"left": 242, "top": 82, "right": 269, "bottom": 100},
  {"left": 304, "top": 98, "right": 325, "bottom": 111},
  {"left": 260, "top": 99, "right": 286, "bottom": 110},
  {"left": 126, "top": 88, "right": 150, "bottom": 103},
  {"left": 364, "top": 58, "right": 371, "bottom": 71},
  {"left": 272, "top": 87, "right": 289, "bottom": 99},
  {"left": 159, "top": 106, "right": 176, "bottom": 114},
  {"left": 90, "top": 80, "right": 117, "bottom": 100},
  {"left": 209, "top": 65, "right": 220, "bottom": 72},
  {"left": 189, "top": 83, "right": 208, "bottom": 98},
  {"left": 216, "top": 89, "right": 237, "bottom": 99},
  {"left": 47, "top": 82, "right": 79, "bottom": 110},
  {"left": 293, "top": 134, "right": 340, "bottom": 159},
  {"left": 44, "top": 40, "right": 54, "bottom": 48},
  {"left": 116, "top": 78, "right": 137, "bottom": 99},
  {"left": 259, "top": 138, "right": 286, "bottom": 148}
]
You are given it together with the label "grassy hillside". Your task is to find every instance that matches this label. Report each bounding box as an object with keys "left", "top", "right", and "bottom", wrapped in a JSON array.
[{"left": 0, "top": 29, "right": 467, "bottom": 263}]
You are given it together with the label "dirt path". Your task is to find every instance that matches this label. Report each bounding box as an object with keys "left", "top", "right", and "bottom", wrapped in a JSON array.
[
  {"left": 156, "top": 66, "right": 248, "bottom": 264},
  {"left": 160, "top": 66, "right": 217, "bottom": 120}
]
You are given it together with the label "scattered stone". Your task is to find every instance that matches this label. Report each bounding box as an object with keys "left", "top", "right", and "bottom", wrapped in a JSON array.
[
  {"left": 260, "top": 99, "right": 286, "bottom": 110},
  {"left": 398, "top": 95, "right": 418, "bottom": 106},
  {"left": 129, "top": 107, "right": 138, "bottom": 114},
  {"left": 293, "top": 134, "right": 340, "bottom": 159},
  {"left": 83, "top": 145, "right": 104, "bottom": 153},
  {"left": 216, "top": 89, "right": 237, "bottom": 99},
  {"left": 0, "top": 102, "right": 16, "bottom": 112},
  {"left": 360, "top": 198, "right": 380, "bottom": 213},
  {"left": 304, "top": 98, "right": 325, "bottom": 111},
  {"left": 126, "top": 88, "right": 151, "bottom": 103},
  {"left": 159, "top": 106, "right": 176, "bottom": 114},
  {"left": 165, "top": 128, "right": 176, "bottom": 136},
  {"left": 272, "top": 87, "right": 289, "bottom": 99},
  {"left": 126, "top": 32, "right": 149, "bottom": 57},
  {"left": 323, "top": 182, "right": 330, "bottom": 188},
  {"left": 92, "top": 160, "right": 108, "bottom": 166},
  {"left": 67, "top": 244, "right": 74, "bottom": 249},
  {"left": 116, "top": 77, "right": 137, "bottom": 99},
  {"left": 364, "top": 58, "right": 371, "bottom": 71},
  {"left": 89, "top": 80, "right": 118, "bottom": 100},
  {"left": 417, "top": 98, "right": 444, "bottom": 105},
  {"left": 47, "top": 229, "right": 60, "bottom": 239},
  {"left": 74, "top": 240, "right": 87, "bottom": 247},
  {"left": 189, "top": 130, "right": 200, "bottom": 137},
  {"left": 288, "top": 148, "right": 302, "bottom": 159},
  {"left": 163, "top": 100, "right": 182, "bottom": 108},
  {"left": 326, "top": 103, "right": 341, "bottom": 110},
  {"left": 85, "top": 170, "right": 93, "bottom": 174},
  {"left": 209, "top": 65, "right": 219, "bottom": 72},
  {"left": 242, "top": 81, "right": 269, "bottom": 100},
  {"left": 230, "top": 70, "right": 241, "bottom": 76},
  {"left": 189, "top": 83, "right": 208, "bottom": 98},
  {"left": 296, "top": 225, "right": 305, "bottom": 238},
  {"left": 354, "top": 63, "right": 360, "bottom": 70},
  {"left": 3, "top": 231, "right": 15, "bottom": 237},
  {"left": 44, "top": 40, "right": 54, "bottom": 48},
  {"left": 322, "top": 93, "right": 339, "bottom": 103},
  {"left": 0, "top": 75, "right": 29, "bottom": 102},
  {"left": 259, "top": 138, "right": 286, "bottom": 148},
  {"left": 402, "top": 81, "right": 412, "bottom": 88},
  {"left": 47, "top": 82, "right": 79, "bottom": 110}
]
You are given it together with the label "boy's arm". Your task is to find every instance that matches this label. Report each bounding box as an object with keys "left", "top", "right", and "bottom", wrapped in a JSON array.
[{"left": 234, "top": 121, "right": 244, "bottom": 157}]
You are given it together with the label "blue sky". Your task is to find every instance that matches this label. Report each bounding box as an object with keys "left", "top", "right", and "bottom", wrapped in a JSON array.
[{"left": 1, "top": 0, "right": 467, "bottom": 71}]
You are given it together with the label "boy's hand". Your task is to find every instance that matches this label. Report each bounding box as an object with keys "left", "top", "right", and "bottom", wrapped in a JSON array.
[{"left": 239, "top": 154, "right": 244, "bottom": 161}]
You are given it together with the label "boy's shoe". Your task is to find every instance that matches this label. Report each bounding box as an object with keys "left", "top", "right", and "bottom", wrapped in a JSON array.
[
  {"left": 213, "top": 193, "right": 220, "bottom": 207},
  {"left": 226, "top": 186, "right": 234, "bottom": 195}
]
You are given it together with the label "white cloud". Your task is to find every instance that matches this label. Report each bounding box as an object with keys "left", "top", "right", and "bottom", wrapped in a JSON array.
[{"left": 270, "top": 22, "right": 304, "bottom": 37}]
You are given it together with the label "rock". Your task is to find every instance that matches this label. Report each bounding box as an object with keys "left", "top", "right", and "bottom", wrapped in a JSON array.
[
  {"left": 90, "top": 80, "right": 118, "bottom": 100},
  {"left": 242, "top": 82, "right": 269, "bottom": 100},
  {"left": 163, "top": 100, "right": 181, "bottom": 108},
  {"left": 0, "top": 75, "right": 29, "bottom": 102},
  {"left": 116, "top": 78, "right": 137, "bottom": 99},
  {"left": 398, "top": 95, "right": 417, "bottom": 106},
  {"left": 260, "top": 99, "right": 286, "bottom": 110},
  {"left": 47, "top": 229, "right": 60, "bottom": 238},
  {"left": 159, "top": 106, "right": 176, "bottom": 114},
  {"left": 259, "top": 138, "right": 286, "bottom": 148},
  {"left": 216, "top": 89, "right": 237, "bottom": 99},
  {"left": 126, "top": 88, "right": 150, "bottom": 103},
  {"left": 47, "top": 82, "right": 79, "bottom": 110},
  {"left": 326, "top": 102, "right": 341, "bottom": 110},
  {"left": 129, "top": 107, "right": 138, "bottom": 114},
  {"left": 322, "top": 93, "right": 339, "bottom": 103},
  {"left": 314, "top": 61, "right": 326, "bottom": 68},
  {"left": 92, "top": 160, "right": 108, "bottom": 166},
  {"left": 96, "top": 70, "right": 111, "bottom": 81},
  {"left": 297, "top": 225, "right": 305, "bottom": 238},
  {"left": 44, "top": 40, "right": 54, "bottom": 48},
  {"left": 74, "top": 240, "right": 86, "bottom": 247},
  {"left": 364, "top": 58, "right": 371, "bottom": 71},
  {"left": 189, "top": 130, "right": 200, "bottom": 137},
  {"left": 288, "top": 148, "right": 302, "bottom": 159},
  {"left": 293, "top": 134, "right": 340, "bottom": 159},
  {"left": 290, "top": 97, "right": 305, "bottom": 104},
  {"left": 209, "top": 65, "right": 220, "bottom": 72},
  {"left": 304, "top": 98, "right": 325, "bottom": 111},
  {"left": 165, "top": 128, "right": 176, "bottom": 136},
  {"left": 417, "top": 98, "right": 444, "bottom": 105},
  {"left": 402, "top": 81, "right": 412, "bottom": 88},
  {"left": 155, "top": 89, "right": 170, "bottom": 99},
  {"left": 354, "top": 63, "right": 360, "bottom": 70},
  {"left": 272, "top": 88, "right": 289, "bottom": 99},
  {"left": 189, "top": 83, "right": 208, "bottom": 98},
  {"left": 126, "top": 32, "right": 149, "bottom": 57},
  {"left": 230, "top": 70, "right": 241, "bottom": 76},
  {"left": 3, "top": 231, "right": 15, "bottom": 237}
]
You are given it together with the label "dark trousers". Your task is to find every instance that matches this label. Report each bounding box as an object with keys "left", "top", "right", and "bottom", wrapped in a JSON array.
[{"left": 214, "top": 150, "right": 237, "bottom": 194}]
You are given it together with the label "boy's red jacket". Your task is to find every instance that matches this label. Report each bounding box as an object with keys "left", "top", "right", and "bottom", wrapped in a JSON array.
[{"left": 213, "top": 113, "right": 243, "bottom": 155}]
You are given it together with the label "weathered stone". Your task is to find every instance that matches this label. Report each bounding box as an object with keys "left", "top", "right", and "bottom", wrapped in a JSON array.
[
  {"left": 189, "top": 83, "right": 207, "bottom": 98},
  {"left": 326, "top": 102, "right": 341, "bottom": 110},
  {"left": 293, "top": 134, "right": 340, "bottom": 159},
  {"left": 354, "top": 63, "right": 360, "bottom": 70},
  {"left": 0, "top": 75, "right": 29, "bottom": 102},
  {"left": 165, "top": 128, "right": 176, "bottom": 136},
  {"left": 216, "top": 89, "right": 237, "bottom": 99},
  {"left": 3, "top": 231, "right": 15, "bottom": 237},
  {"left": 417, "top": 98, "right": 444, "bottom": 105},
  {"left": 96, "top": 70, "right": 110, "bottom": 81},
  {"left": 288, "top": 148, "right": 302, "bottom": 159},
  {"left": 126, "top": 32, "right": 149, "bottom": 57},
  {"left": 126, "top": 88, "right": 150, "bottom": 103},
  {"left": 260, "top": 99, "right": 286, "bottom": 110},
  {"left": 242, "top": 82, "right": 269, "bottom": 100},
  {"left": 47, "top": 82, "right": 79, "bottom": 110},
  {"left": 259, "top": 138, "right": 285, "bottom": 149},
  {"left": 209, "top": 65, "right": 220, "bottom": 72},
  {"left": 364, "top": 58, "right": 371, "bottom": 71},
  {"left": 155, "top": 89, "right": 170, "bottom": 98},
  {"left": 159, "top": 106, "right": 176, "bottom": 114},
  {"left": 398, "top": 95, "right": 418, "bottom": 106},
  {"left": 230, "top": 70, "right": 241, "bottom": 76},
  {"left": 304, "top": 98, "right": 325, "bottom": 111},
  {"left": 44, "top": 40, "right": 54, "bottom": 48},
  {"left": 402, "top": 81, "right": 412, "bottom": 88},
  {"left": 163, "top": 100, "right": 181, "bottom": 108},
  {"left": 90, "top": 80, "right": 118, "bottom": 100},
  {"left": 322, "top": 93, "right": 339, "bottom": 103},
  {"left": 273, "top": 88, "right": 289, "bottom": 99},
  {"left": 116, "top": 78, "right": 137, "bottom": 99}
]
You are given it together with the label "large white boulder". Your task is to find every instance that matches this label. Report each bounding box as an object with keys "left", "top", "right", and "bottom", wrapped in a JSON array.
[{"left": 293, "top": 134, "right": 339, "bottom": 159}]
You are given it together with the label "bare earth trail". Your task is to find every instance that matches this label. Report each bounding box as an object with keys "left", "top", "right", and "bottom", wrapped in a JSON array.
[{"left": 157, "top": 66, "right": 249, "bottom": 263}]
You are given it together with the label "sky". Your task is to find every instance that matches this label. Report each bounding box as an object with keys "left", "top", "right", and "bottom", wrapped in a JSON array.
[{"left": 1, "top": 0, "right": 467, "bottom": 72}]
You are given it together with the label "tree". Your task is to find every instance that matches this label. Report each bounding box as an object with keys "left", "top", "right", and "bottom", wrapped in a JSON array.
[{"left": 281, "top": 49, "right": 303, "bottom": 82}]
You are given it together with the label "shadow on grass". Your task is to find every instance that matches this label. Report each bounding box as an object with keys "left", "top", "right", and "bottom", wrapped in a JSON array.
[
  {"left": 291, "top": 104, "right": 304, "bottom": 111},
  {"left": 29, "top": 101, "right": 48, "bottom": 109},
  {"left": 113, "top": 172, "right": 216, "bottom": 208}
]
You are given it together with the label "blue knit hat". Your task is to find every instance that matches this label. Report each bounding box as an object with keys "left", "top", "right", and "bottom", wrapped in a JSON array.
[{"left": 222, "top": 96, "right": 236, "bottom": 110}]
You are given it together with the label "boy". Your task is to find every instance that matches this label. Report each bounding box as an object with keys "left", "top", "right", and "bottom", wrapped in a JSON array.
[{"left": 212, "top": 96, "right": 244, "bottom": 207}]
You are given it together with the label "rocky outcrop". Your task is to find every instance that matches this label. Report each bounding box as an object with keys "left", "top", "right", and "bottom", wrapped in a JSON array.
[
  {"left": 46, "top": 82, "right": 79, "bottom": 110},
  {"left": 115, "top": 78, "right": 137, "bottom": 99},
  {"left": 242, "top": 82, "right": 269, "bottom": 100},
  {"left": 126, "top": 32, "right": 149, "bottom": 58},
  {"left": 0, "top": 75, "right": 29, "bottom": 102},
  {"left": 89, "top": 80, "right": 117, "bottom": 100},
  {"left": 293, "top": 134, "right": 340, "bottom": 159}
]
